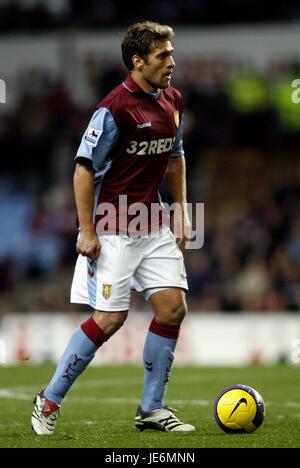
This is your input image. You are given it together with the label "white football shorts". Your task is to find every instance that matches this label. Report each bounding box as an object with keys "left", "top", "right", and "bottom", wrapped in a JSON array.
[{"left": 70, "top": 225, "right": 188, "bottom": 311}]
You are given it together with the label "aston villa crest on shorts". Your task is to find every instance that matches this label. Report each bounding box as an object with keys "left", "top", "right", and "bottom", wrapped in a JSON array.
[{"left": 102, "top": 283, "right": 112, "bottom": 299}]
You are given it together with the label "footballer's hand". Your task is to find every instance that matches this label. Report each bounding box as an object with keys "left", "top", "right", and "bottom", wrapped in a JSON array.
[
  {"left": 76, "top": 227, "right": 101, "bottom": 261},
  {"left": 172, "top": 206, "right": 192, "bottom": 249}
]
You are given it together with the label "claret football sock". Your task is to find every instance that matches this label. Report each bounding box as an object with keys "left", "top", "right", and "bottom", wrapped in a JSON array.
[
  {"left": 141, "top": 318, "right": 180, "bottom": 412},
  {"left": 44, "top": 317, "right": 108, "bottom": 405}
]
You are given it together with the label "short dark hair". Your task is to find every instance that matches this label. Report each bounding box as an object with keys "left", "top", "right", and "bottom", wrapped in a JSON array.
[{"left": 121, "top": 21, "right": 174, "bottom": 71}]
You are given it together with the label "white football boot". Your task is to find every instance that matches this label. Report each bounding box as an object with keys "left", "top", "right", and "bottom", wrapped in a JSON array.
[
  {"left": 135, "top": 405, "right": 195, "bottom": 432},
  {"left": 31, "top": 391, "right": 60, "bottom": 435}
]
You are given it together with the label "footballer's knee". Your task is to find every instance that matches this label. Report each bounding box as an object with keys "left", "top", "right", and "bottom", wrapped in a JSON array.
[
  {"left": 93, "top": 310, "right": 128, "bottom": 337},
  {"left": 155, "top": 296, "right": 187, "bottom": 325}
]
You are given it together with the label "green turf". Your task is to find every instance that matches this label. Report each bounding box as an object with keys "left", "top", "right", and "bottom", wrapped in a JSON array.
[{"left": 0, "top": 364, "right": 299, "bottom": 448}]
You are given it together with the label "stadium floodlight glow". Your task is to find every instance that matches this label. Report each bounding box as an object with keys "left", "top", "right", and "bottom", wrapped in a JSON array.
[{"left": 0, "top": 79, "right": 6, "bottom": 103}]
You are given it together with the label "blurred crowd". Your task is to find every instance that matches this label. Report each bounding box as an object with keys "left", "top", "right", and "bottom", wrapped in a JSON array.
[
  {"left": 186, "top": 151, "right": 300, "bottom": 312},
  {"left": 1, "top": 0, "right": 300, "bottom": 32},
  {"left": 1, "top": 50, "right": 300, "bottom": 312}
]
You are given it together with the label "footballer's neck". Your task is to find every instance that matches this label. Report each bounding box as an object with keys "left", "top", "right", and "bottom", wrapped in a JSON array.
[{"left": 130, "top": 71, "right": 159, "bottom": 94}]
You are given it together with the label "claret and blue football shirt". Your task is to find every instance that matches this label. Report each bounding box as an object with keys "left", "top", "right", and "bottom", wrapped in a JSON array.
[{"left": 75, "top": 74, "right": 185, "bottom": 232}]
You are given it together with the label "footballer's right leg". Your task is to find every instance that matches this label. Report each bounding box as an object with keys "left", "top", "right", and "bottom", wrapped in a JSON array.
[
  {"left": 32, "top": 234, "right": 138, "bottom": 435},
  {"left": 31, "top": 310, "right": 127, "bottom": 435}
]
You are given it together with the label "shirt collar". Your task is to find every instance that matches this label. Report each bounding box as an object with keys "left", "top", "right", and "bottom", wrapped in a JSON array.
[
  {"left": 122, "top": 74, "right": 144, "bottom": 93},
  {"left": 122, "top": 74, "right": 160, "bottom": 98}
]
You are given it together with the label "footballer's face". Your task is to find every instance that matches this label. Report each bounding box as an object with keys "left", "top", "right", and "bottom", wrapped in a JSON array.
[{"left": 133, "top": 41, "right": 175, "bottom": 93}]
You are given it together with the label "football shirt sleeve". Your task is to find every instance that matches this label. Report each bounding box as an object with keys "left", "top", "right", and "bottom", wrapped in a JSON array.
[
  {"left": 75, "top": 107, "right": 118, "bottom": 171},
  {"left": 170, "top": 115, "right": 185, "bottom": 158}
]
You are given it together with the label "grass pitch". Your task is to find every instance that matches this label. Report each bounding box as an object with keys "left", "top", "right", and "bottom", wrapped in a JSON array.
[{"left": 0, "top": 364, "right": 299, "bottom": 448}]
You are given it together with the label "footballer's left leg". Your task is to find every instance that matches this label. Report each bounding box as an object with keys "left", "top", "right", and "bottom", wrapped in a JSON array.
[{"left": 135, "top": 288, "right": 195, "bottom": 432}]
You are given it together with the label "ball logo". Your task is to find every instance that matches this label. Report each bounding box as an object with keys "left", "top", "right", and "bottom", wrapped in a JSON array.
[{"left": 228, "top": 397, "right": 247, "bottom": 419}]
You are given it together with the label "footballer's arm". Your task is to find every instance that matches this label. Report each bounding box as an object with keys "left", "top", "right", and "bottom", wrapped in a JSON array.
[
  {"left": 165, "top": 155, "right": 191, "bottom": 247},
  {"left": 73, "top": 162, "right": 101, "bottom": 261}
]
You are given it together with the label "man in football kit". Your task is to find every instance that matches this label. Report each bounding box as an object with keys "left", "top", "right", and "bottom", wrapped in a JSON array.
[{"left": 31, "top": 21, "right": 195, "bottom": 434}]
